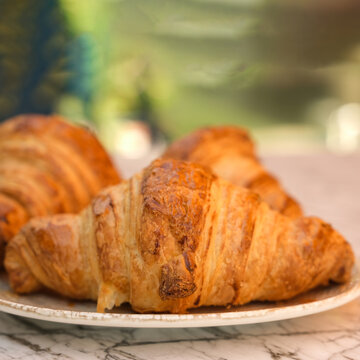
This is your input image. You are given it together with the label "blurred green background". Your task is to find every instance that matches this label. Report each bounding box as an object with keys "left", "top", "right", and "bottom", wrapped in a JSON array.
[{"left": 0, "top": 0, "right": 360, "bottom": 155}]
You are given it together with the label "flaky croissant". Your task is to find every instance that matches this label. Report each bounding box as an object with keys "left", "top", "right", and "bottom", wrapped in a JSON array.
[
  {"left": 5, "top": 158, "right": 354, "bottom": 314},
  {"left": 0, "top": 114, "right": 121, "bottom": 258},
  {"left": 164, "top": 126, "right": 302, "bottom": 218}
]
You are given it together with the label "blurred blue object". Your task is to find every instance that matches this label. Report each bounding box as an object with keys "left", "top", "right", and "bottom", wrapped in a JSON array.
[{"left": 0, "top": 0, "right": 94, "bottom": 122}]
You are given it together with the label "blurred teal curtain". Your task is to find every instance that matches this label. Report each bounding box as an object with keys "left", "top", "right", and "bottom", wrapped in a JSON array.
[{"left": 0, "top": 0, "right": 94, "bottom": 122}]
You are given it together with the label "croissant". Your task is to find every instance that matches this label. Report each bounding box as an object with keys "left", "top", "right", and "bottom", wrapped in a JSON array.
[
  {"left": 0, "top": 114, "right": 121, "bottom": 259},
  {"left": 164, "top": 126, "right": 302, "bottom": 218},
  {"left": 4, "top": 158, "right": 354, "bottom": 314}
]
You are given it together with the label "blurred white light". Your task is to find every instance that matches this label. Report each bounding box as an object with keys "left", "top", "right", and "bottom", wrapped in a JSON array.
[
  {"left": 114, "top": 120, "right": 151, "bottom": 159},
  {"left": 327, "top": 103, "right": 360, "bottom": 153}
]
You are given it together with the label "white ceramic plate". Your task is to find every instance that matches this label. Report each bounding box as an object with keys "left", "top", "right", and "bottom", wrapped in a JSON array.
[{"left": 1, "top": 261, "right": 360, "bottom": 328}]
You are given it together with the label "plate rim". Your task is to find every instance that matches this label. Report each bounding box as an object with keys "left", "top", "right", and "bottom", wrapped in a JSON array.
[{"left": 1, "top": 262, "right": 360, "bottom": 328}]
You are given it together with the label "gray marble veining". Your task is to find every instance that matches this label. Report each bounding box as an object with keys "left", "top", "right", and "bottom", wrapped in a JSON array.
[
  {"left": 0, "top": 154, "right": 359, "bottom": 360},
  {"left": 1, "top": 299, "right": 360, "bottom": 360}
]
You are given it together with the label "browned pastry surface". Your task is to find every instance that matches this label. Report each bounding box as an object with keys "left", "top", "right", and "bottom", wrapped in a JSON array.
[
  {"left": 163, "top": 126, "right": 302, "bottom": 218},
  {"left": 0, "top": 114, "right": 121, "bottom": 259},
  {"left": 5, "top": 159, "right": 354, "bottom": 313}
]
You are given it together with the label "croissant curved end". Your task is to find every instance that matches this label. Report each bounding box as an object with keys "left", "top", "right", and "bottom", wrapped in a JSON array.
[{"left": 5, "top": 233, "right": 42, "bottom": 293}]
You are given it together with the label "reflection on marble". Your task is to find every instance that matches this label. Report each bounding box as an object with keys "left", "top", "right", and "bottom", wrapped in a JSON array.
[{"left": 0, "top": 154, "right": 359, "bottom": 360}]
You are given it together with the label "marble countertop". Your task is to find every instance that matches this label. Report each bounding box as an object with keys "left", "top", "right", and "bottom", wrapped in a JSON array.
[{"left": 1, "top": 153, "right": 359, "bottom": 360}]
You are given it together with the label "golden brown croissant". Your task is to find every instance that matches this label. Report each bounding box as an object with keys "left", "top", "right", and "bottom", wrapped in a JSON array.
[
  {"left": 0, "top": 114, "right": 121, "bottom": 258},
  {"left": 4, "top": 158, "right": 354, "bottom": 314},
  {"left": 163, "top": 126, "right": 302, "bottom": 218}
]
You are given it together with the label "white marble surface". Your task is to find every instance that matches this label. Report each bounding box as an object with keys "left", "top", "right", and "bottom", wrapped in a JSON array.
[{"left": 0, "top": 153, "right": 359, "bottom": 360}]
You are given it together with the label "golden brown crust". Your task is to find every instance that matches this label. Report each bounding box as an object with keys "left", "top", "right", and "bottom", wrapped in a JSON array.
[
  {"left": 4, "top": 159, "right": 354, "bottom": 314},
  {"left": 159, "top": 254, "right": 197, "bottom": 300},
  {"left": 0, "top": 114, "right": 120, "bottom": 197},
  {"left": 0, "top": 114, "right": 121, "bottom": 258},
  {"left": 164, "top": 126, "right": 302, "bottom": 218},
  {"left": 140, "top": 160, "right": 214, "bottom": 303},
  {"left": 165, "top": 126, "right": 255, "bottom": 161},
  {"left": 141, "top": 159, "right": 214, "bottom": 254},
  {"left": 6, "top": 215, "right": 95, "bottom": 298}
]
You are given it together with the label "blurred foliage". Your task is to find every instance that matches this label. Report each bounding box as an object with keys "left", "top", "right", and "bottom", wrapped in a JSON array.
[
  {"left": 0, "top": 0, "right": 94, "bottom": 123},
  {"left": 61, "top": 0, "right": 360, "bottom": 139},
  {"left": 1, "top": 0, "right": 360, "bottom": 143},
  {"left": 112, "top": 0, "right": 360, "bottom": 138}
]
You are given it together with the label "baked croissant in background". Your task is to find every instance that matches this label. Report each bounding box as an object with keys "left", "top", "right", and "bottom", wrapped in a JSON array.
[
  {"left": 164, "top": 126, "right": 302, "bottom": 218},
  {"left": 5, "top": 158, "right": 354, "bottom": 314},
  {"left": 0, "top": 114, "right": 121, "bottom": 260}
]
